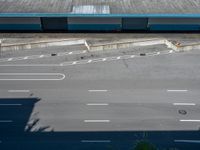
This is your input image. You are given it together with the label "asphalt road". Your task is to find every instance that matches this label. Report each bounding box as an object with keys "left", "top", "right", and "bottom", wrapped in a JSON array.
[{"left": 0, "top": 47, "right": 200, "bottom": 149}]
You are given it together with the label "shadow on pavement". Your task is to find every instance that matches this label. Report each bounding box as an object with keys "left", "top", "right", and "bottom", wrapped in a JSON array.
[{"left": 0, "top": 98, "right": 200, "bottom": 150}]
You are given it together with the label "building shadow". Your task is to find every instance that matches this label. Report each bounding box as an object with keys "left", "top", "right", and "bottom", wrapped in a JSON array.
[{"left": 0, "top": 98, "right": 200, "bottom": 150}]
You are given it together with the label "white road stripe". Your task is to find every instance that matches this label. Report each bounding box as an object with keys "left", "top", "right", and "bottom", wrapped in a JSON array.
[
  {"left": 24, "top": 57, "right": 28, "bottom": 60},
  {"left": 0, "top": 120, "right": 13, "bottom": 123},
  {"left": 117, "top": 56, "right": 121, "bottom": 60},
  {"left": 88, "top": 90, "right": 108, "bottom": 92},
  {"left": 81, "top": 140, "right": 111, "bottom": 143},
  {"left": 180, "top": 120, "right": 200, "bottom": 122},
  {"left": 40, "top": 55, "right": 44, "bottom": 58},
  {"left": 0, "top": 104, "right": 22, "bottom": 106},
  {"left": 167, "top": 90, "right": 188, "bottom": 92},
  {"left": 174, "top": 140, "right": 200, "bottom": 143},
  {"left": 87, "top": 103, "right": 109, "bottom": 106},
  {"left": 69, "top": 52, "right": 73, "bottom": 55},
  {"left": 8, "top": 90, "right": 30, "bottom": 93},
  {"left": 173, "top": 103, "right": 196, "bottom": 106},
  {"left": 72, "top": 61, "right": 77, "bottom": 65},
  {"left": 88, "top": 60, "right": 92, "bottom": 63},
  {"left": 8, "top": 58, "right": 13, "bottom": 61},
  {"left": 131, "top": 55, "right": 135, "bottom": 58},
  {"left": 169, "top": 50, "right": 174, "bottom": 53},
  {"left": 102, "top": 58, "right": 107, "bottom": 61},
  {"left": 0, "top": 73, "right": 65, "bottom": 81},
  {"left": 157, "top": 52, "right": 161, "bottom": 55},
  {"left": 84, "top": 120, "right": 110, "bottom": 123}
]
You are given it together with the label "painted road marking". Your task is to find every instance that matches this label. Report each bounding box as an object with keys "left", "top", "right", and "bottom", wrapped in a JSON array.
[
  {"left": 173, "top": 103, "right": 196, "bottom": 106},
  {"left": 87, "top": 103, "right": 109, "bottom": 106},
  {"left": 8, "top": 58, "right": 13, "bottom": 61},
  {"left": 117, "top": 56, "right": 121, "bottom": 60},
  {"left": 40, "top": 55, "right": 44, "bottom": 58},
  {"left": 81, "top": 140, "right": 111, "bottom": 143},
  {"left": 157, "top": 52, "right": 161, "bottom": 55},
  {"left": 24, "top": 57, "right": 28, "bottom": 60},
  {"left": 88, "top": 60, "right": 92, "bottom": 63},
  {"left": 167, "top": 90, "right": 188, "bottom": 92},
  {"left": 88, "top": 90, "right": 108, "bottom": 92},
  {"left": 0, "top": 104, "right": 22, "bottom": 106},
  {"left": 8, "top": 90, "right": 30, "bottom": 93},
  {"left": 0, "top": 73, "right": 65, "bottom": 81},
  {"left": 0, "top": 50, "right": 175, "bottom": 67},
  {"left": 174, "top": 140, "right": 200, "bottom": 143},
  {"left": 84, "top": 120, "right": 110, "bottom": 123},
  {"left": 69, "top": 52, "right": 73, "bottom": 55},
  {"left": 180, "top": 120, "right": 200, "bottom": 122},
  {"left": 0, "top": 120, "right": 13, "bottom": 123}
]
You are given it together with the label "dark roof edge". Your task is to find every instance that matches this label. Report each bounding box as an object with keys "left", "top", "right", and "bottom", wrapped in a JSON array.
[{"left": 0, "top": 13, "right": 200, "bottom": 18}]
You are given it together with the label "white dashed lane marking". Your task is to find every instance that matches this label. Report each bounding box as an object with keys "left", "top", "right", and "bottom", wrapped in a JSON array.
[
  {"left": 174, "top": 140, "right": 200, "bottom": 143},
  {"left": 0, "top": 120, "right": 13, "bottom": 123},
  {"left": 84, "top": 120, "right": 110, "bottom": 123},
  {"left": 8, "top": 90, "right": 30, "bottom": 93},
  {"left": 81, "top": 140, "right": 111, "bottom": 143},
  {"left": 180, "top": 120, "right": 200, "bottom": 122},
  {"left": 173, "top": 103, "right": 196, "bottom": 106},
  {"left": 0, "top": 50, "right": 174, "bottom": 67},
  {"left": 167, "top": 90, "right": 188, "bottom": 92},
  {"left": 0, "top": 104, "right": 22, "bottom": 106},
  {"left": 88, "top": 90, "right": 108, "bottom": 92},
  {"left": 87, "top": 103, "right": 109, "bottom": 106}
]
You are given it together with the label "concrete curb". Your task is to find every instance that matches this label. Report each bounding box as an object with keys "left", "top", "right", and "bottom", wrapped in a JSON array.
[
  {"left": 86, "top": 38, "right": 200, "bottom": 52},
  {"left": 1, "top": 39, "right": 86, "bottom": 52}
]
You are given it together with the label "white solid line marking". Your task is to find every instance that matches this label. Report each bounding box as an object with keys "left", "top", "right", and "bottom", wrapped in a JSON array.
[
  {"left": 167, "top": 90, "right": 188, "bottom": 92},
  {"left": 173, "top": 103, "right": 196, "bottom": 106},
  {"left": 72, "top": 61, "right": 77, "bottom": 65},
  {"left": 157, "top": 52, "right": 161, "bottom": 55},
  {"left": 8, "top": 90, "right": 30, "bottom": 93},
  {"left": 0, "top": 104, "right": 22, "bottom": 106},
  {"left": 0, "top": 73, "right": 65, "bottom": 81},
  {"left": 174, "top": 140, "right": 200, "bottom": 143},
  {"left": 87, "top": 103, "right": 109, "bottom": 106},
  {"left": 69, "top": 52, "right": 73, "bottom": 55},
  {"left": 117, "top": 56, "right": 121, "bottom": 60},
  {"left": 88, "top": 90, "right": 108, "bottom": 92},
  {"left": 180, "top": 120, "right": 200, "bottom": 122},
  {"left": 84, "top": 120, "right": 110, "bottom": 123},
  {"left": 88, "top": 60, "right": 92, "bottom": 63},
  {"left": 40, "top": 55, "right": 44, "bottom": 58},
  {"left": 102, "top": 58, "right": 107, "bottom": 61},
  {"left": 0, "top": 120, "right": 13, "bottom": 123},
  {"left": 81, "top": 140, "right": 111, "bottom": 143},
  {"left": 24, "top": 57, "right": 28, "bottom": 60}
]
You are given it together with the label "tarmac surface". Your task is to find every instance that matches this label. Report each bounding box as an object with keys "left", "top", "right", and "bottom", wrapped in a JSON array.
[{"left": 0, "top": 45, "right": 200, "bottom": 149}]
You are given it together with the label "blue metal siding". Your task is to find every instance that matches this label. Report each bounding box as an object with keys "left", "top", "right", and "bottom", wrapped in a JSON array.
[
  {"left": 68, "top": 24, "right": 121, "bottom": 31},
  {"left": 0, "top": 24, "right": 42, "bottom": 30},
  {"left": 149, "top": 24, "right": 200, "bottom": 31}
]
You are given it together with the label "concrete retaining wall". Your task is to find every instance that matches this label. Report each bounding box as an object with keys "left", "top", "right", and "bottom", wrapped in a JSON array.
[{"left": 1, "top": 39, "right": 86, "bottom": 51}]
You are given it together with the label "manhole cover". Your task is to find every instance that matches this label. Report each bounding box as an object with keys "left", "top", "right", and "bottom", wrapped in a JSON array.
[{"left": 178, "top": 109, "right": 187, "bottom": 115}]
